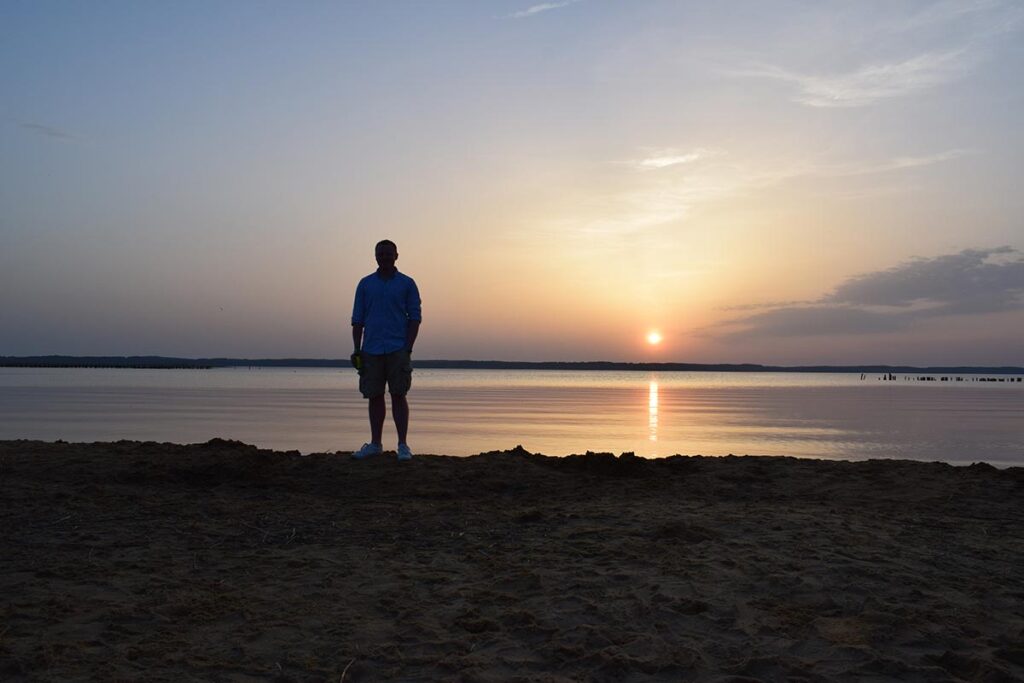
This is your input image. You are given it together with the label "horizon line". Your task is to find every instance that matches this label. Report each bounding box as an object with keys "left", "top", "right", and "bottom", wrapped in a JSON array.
[{"left": 2, "top": 355, "right": 1023, "bottom": 373}]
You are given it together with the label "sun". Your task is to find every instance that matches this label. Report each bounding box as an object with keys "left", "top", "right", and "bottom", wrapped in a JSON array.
[{"left": 646, "top": 330, "right": 663, "bottom": 346}]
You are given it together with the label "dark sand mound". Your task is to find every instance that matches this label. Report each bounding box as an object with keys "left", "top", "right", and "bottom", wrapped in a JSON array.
[{"left": 2, "top": 440, "right": 1023, "bottom": 681}]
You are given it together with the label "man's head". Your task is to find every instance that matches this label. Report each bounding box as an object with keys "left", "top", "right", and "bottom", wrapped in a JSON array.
[{"left": 375, "top": 239, "right": 398, "bottom": 270}]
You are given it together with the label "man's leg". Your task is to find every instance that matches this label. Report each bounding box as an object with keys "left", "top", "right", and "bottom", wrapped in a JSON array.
[
  {"left": 391, "top": 393, "right": 409, "bottom": 445},
  {"left": 368, "top": 394, "right": 386, "bottom": 444}
]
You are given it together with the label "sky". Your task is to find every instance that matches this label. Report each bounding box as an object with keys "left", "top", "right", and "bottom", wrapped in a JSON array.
[{"left": 2, "top": 0, "right": 1023, "bottom": 365}]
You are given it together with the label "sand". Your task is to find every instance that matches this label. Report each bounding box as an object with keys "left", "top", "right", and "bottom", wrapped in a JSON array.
[{"left": 2, "top": 439, "right": 1023, "bottom": 682}]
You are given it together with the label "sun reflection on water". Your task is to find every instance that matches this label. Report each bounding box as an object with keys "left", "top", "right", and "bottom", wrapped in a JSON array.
[{"left": 648, "top": 379, "right": 658, "bottom": 444}]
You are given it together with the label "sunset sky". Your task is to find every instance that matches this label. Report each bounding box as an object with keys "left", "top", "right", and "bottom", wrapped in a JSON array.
[{"left": 3, "top": 1, "right": 1023, "bottom": 364}]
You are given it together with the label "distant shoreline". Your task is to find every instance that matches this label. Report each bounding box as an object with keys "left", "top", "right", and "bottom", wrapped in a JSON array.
[{"left": 2, "top": 355, "right": 1023, "bottom": 374}]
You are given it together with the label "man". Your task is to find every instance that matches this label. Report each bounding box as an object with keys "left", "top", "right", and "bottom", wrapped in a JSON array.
[{"left": 350, "top": 239, "right": 422, "bottom": 461}]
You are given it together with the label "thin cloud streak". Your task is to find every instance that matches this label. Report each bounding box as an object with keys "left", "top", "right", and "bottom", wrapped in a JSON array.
[
  {"left": 824, "top": 149, "right": 975, "bottom": 176},
  {"left": 19, "top": 122, "right": 75, "bottom": 139},
  {"left": 639, "top": 153, "right": 702, "bottom": 169},
  {"left": 893, "top": 0, "right": 1023, "bottom": 36},
  {"left": 633, "top": 148, "right": 718, "bottom": 170},
  {"left": 552, "top": 145, "right": 968, "bottom": 242},
  {"left": 724, "top": 0, "right": 1021, "bottom": 108},
  {"left": 729, "top": 49, "right": 973, "bottom": 108},
  {"left": 509, "top": 0, "right": 581, "bottom": 20}
]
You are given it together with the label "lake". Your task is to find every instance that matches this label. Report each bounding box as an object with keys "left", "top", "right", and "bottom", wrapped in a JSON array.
[{"left": 1, "top": 367, "right": 1022, "bottom": 466}]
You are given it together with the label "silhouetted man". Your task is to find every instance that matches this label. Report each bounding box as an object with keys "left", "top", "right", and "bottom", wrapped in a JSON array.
[{"left": 350, "top": 239, "right": 421, "bottom": 461}]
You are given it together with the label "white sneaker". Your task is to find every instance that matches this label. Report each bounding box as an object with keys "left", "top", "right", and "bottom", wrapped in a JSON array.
[
  {"left": 397, "top": 443, "right": 413, "bottom": 462},
  {"left": 352, "top": 442, "right": 382, "bottom": 460}
]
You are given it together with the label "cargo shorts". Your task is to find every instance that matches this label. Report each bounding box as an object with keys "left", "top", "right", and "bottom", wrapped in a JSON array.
[{"left": 358, "top": 349, "right": 412, "bottom": 398}]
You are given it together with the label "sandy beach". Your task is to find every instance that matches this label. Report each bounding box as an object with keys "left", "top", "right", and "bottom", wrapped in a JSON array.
[{"left": 2, "top": 440, "right": 1023, "bottom": 681}]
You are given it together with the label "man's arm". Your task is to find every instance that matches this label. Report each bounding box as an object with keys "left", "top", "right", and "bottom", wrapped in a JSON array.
[
  {"left": 405, "top": 320, "right": 420, "bottom": 353},
  {"left": 352, "top": 278, "right": 366, "bottom": 352},
  {"left": 405, "top": 278, "right": 422, "bottom": 353},
  {"left": 352, "top": 323, "right": 364, "bottom": 352}
]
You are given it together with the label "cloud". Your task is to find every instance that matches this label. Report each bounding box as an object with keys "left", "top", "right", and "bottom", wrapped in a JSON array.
[
  {"left": 724, "top": 0, "right": 1021, "bottom": 107},
  {"left": 824, "top": 247, "right": 1024, "bottom": 313},
  {"left": 509, "top": 0, "right": 581, "bottom": 19},
  {"left": 719, "top": 306, "right": 906, "bottom": 338},
  {"left": 818, "top": 149, "right": 974, "bottom": 177},
  {"left": 632, "top": 148, "right": 718, "bottom": 170},
  {"left": 638, "top": 153, "right": 702, "bottom": 169},
  {"left": 715, "top": 247, "right": 1024, "bottom": 340},
  {"left": 19, "top": 122, "right": 74, "bottom": 139},
  {"left": 567, "top": 163, "right": 791, "bottom": 238},
  {"left": 730, "top": 49, "right": 974, "bottom": 108},
  {"left": 893, "top": 0, "right": 1021, "bottom": 35},
  {"left": 532, "top": 144, "right": 965, "bottom": 248},
  {"left": 612, "top": 146, "right": 962, "bottom": 231}
]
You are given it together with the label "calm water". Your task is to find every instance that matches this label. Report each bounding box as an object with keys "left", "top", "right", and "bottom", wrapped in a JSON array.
[{"left": 1, "top": 367, "right": 1022, "bottom": 466}]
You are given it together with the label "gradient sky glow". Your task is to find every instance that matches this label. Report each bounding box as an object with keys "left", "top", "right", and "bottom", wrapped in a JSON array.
[{"left": 3, "top": 1, "right": 1023, "bottom": 364}]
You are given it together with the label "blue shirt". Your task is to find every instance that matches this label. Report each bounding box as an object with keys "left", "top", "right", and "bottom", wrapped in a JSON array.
[{"left": 351, "top": 269, "right": 422, "bottom": 354}]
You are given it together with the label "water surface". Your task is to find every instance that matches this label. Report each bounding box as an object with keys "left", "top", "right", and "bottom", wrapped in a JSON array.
[{"left": 1, "top": 367, "right": 1022, "bottom": 466}]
